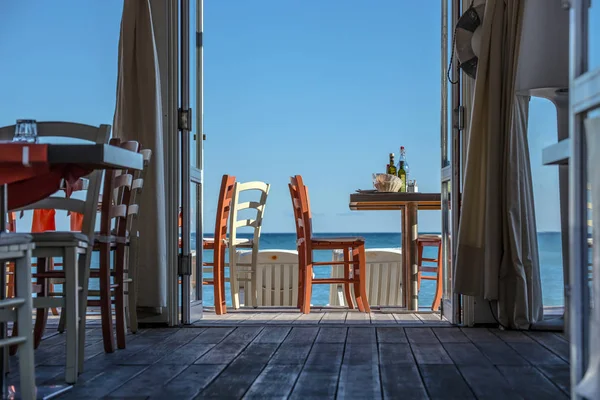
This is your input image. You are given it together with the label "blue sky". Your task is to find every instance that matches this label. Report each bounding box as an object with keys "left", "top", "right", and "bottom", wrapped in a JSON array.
[{"left": 0, "top": 0, "right": 588, "bottom": 233}]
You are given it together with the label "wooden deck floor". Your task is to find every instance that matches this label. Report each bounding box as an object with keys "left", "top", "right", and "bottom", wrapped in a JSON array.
[
  {"left": 194, "top": 307, "right": 451, "bottom": 327},
  {"left": 7, "top": 324, "right": 569, "bottom": 399}
]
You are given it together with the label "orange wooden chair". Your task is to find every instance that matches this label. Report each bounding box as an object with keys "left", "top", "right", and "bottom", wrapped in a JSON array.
[
  {"left": 416, "top": 235, "right": 443, "bottom": 311},
  {"left": 289, "top": 175, "right": 370, "bottom": 314},
  {"left": 201, "top": 175, "right": 236, "bottom": 315}
]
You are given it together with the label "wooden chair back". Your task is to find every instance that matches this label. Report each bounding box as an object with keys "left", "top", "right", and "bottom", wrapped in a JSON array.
[
  {"left": 213, "top": 175, "right": 237, "bottom": 260},
  {"left": 228, "top": 181, "right": 270, "bottom": 267}
]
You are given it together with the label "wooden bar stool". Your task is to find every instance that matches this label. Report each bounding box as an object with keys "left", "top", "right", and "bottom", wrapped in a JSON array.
[{"left": 416, "top": 234, "right": 443, "bottom": 311}]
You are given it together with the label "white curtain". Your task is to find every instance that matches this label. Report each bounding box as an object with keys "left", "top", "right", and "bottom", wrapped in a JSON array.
[
  {"left": 576, "top": 117, "right": 600, "bottom": 399},
  {"left": 113, "top": 0, "right": 167, "bottom": 310},
  {"left": 454, "top": 0, "right": 542, "bottom": 329}
]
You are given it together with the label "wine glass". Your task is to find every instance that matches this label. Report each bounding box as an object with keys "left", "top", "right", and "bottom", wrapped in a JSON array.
[{"left": 13, "top": 119, "right": 38, "bottom": 143}]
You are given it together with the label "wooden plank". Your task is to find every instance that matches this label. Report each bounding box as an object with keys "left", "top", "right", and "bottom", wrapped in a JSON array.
[
  {"left": 380, "top": 364, "right": 428, "bottom": 399},
  {"left": 378, "top": 343, "right": 414, "bottom": 365},
  {"left": 393, "top": 313, "right": 422, "bottom": 324},
  {"left": 418, "top": 365, "right": 475, "bottom": 399},
  {"left": 458, "top": 365, "right": 521, "bottom": 399},
  {"left": 244, "top": 364, "right": 304, "bottom": 398},
  {"left": 189, "top": 327, "right": 234, "bottom": 343},
  {"left": 268, "top": 311, "right": 301, "bottom": 324},
  {"left": 345, "top": 311, "right": 371, "bottom": 324},
  {"left": 157, "top": 342, "right": 216, "bottom": 365},
  {"left": 411, "top": 343, "right": 453, "bottom": 365},
  {"left": 320, "top": 311, "right": 347, "bottom": 324},
  {"left": 347, "top": 327, "right": 377, "bottom": 344},
  {"left": 460, "top": 327, "right": 501, "bottom": 342},
  {"left": 120, "top": 329, "right": 202, "bottom": 365},
  {"left": 294, "top": 312, "right": 324, "bottom": 324},
  {"left": 241, "top": 312, "right": 281, "bottom": 324},
  {"left": 338, "top": 342, "right": 381, "bottom": 399},
  {"left": 444, "top": 343, "right": 492, "bottom": 366},
  {"left": 405, "top": 327, "right": 438, "bottom": 343},
  {"left": 252, "top": 326, "right": 291, "bottom": 343},
  {"left": 525, "top": 331, "right": 570, "bottom": 362},
  {"left": 194, "top": 327, "right": 262, "bottom": 364},
  {"left": 537, "top": 364, "right": 571, "bottom": 395},
  {"left": 474, "top": 341, "right": 528, "bottom": 366},
  {"left": 147, "top": 364, "right": 227, "bottom": 399},
  {"left": 376, "top": 327, "right": 407, "bottom": 343},
  {"left": 370, "top": 311, "right": 396, "bottom": 324},
  {"left": 289, "top": 343, "right": 344, "bottom": 399},
  {"left": 498, "top": 365, "right": 569, "bottom": 399},
  {"left": 316, "top": 327, "right": 348, "bottom": 343},
  {"left": 507, "top": 342, "right": 567, "bottom": 365},
  {"left": 59, "top": 365, "right": 147, "bottom": 399},
  {"left": 108, "top": 364, "right": 188, "bottom": 398},
  {"left": 199, "top": 342, "right": 280, "bottom": 398},
  {"left": 433, "top": 327, "right": 470, "bottom": 343},
  {"left": 283, "top": 327, "right": 319, "bottom": 344},
  {"left": 490, "top": 328, "right": 535, "bottom": 343},
  {"left": 416, "top": 312, "right": 446, "bottom": 323}
]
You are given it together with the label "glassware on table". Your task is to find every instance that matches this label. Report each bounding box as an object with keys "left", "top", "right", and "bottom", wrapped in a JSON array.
[{"left": 13, "top": 119, "right": 38, "bottom": 143}]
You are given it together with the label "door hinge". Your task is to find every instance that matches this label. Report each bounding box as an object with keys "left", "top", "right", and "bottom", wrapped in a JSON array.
[
  {"left": 178, "top": 253, "right": 192, "bottom": 276},
  {"left": 178, "top": 108, "right": 193, "bottom": 132},
  {"left": 453, "top": 105, "right": 465, "bottom": 130}
]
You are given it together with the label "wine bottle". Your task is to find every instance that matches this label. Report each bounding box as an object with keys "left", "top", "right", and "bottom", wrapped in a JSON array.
[
  {"left": 399, "top": 146, "right": 410, "bottom": 183},
  {"left": 387, "top": 153, "right": 397, "bottom": 176},
  {"left": 398, "top": 160, "right": 407, "bottom": 192}
]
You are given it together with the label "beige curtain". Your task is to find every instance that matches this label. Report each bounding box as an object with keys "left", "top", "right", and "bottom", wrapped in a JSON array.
[
  {"left": 454, "top": 0, "right": 542, "bottom": 329},
  {"left": 577, "top": 117, "right": 600, "bottom": 398},
  {"left": 113, "top": 0, "right": 167, "bottom": 309}
]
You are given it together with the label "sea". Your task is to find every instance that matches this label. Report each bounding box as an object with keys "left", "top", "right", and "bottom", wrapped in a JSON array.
[{"left": 193, "top": 232, "right": 565, "bottom": 309}]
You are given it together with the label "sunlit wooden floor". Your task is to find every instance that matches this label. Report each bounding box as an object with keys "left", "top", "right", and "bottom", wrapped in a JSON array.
[
  {"left": 7, "top": 324, "right": 569, "bottom": 399},
  {"left": 194, "top": 307, "right": 451, "bottom": 327}
]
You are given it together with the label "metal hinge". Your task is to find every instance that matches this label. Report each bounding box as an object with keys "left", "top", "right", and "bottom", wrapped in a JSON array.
[
  {"left": 178, "top": 253, "right": 192, "bottom": 276},
  {"left": 178, "top": 108, "right": 193, "bottom": 132},
  {"left": 453, "top": 106, "right": 465, "bottom": 130},
  {"left": 196, "top": 31, "right": 203, "bottom": 48}
]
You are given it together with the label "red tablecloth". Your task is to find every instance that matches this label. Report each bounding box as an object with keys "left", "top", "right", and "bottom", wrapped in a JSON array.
[{"left": 0, "top": 142, "right": 92, "bottom": 211}]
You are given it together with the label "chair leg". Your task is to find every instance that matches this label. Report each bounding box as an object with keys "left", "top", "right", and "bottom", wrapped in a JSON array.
[
  {"left": 99, "top": 243, "right": 115, "bottom": 353},
  {"left": 78, "top": 251, "right": 91, "bottom": 373},
  {"left": 301, "top": 263, "right": 313, "bottom": 314},
  {"left": 15, "top": 251, "right": 36, "bottom": 400},
  {"left": 49, "top": 259, "right": 60, "bottom": 317},
  {"left": 213, "top": 247, "right": 227, "bottom": 315},
  {"left": 230, "top": 249, "right": 240, "bottom": 309},
  {"left": 127, "top": 241, "right": 138, "bottom": 334},
  {"left": 417, "top": 243, "right": 424, "bottom": 292},
  {"left": 64, "top": 247, "right": 80, "bottom": 384},
  {"left": 432, "top": 243, "right": 443, "bottom": 311},
  {"left": 33, "top": 258, "right": 49, "bottom": 349},
  {"left": 353, "top": 245, "right": 370, "bottom": 313},
  {"left": 342, "top": 248, "right": 354, "bottom": 309},
  {"left": 115, "top": 242, "right": 127, "bottom": 349}
]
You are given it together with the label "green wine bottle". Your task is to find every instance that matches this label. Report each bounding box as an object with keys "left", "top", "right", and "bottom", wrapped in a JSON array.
[
  {"left": 387, "top": 153, "right": 397, "bottom": 175},
  {"left": 398, "top": 161, "right": 407, "bottom": 192}
]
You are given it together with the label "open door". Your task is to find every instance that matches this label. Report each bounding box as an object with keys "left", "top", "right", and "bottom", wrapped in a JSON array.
[
  {"left": 440, "top": 0, "right": 462, "bottom": 324},
  {"left": 179, "top": 0, "right": 204, "bottom": 324}
]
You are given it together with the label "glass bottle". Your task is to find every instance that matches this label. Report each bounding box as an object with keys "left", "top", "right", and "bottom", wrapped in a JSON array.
[{"left": 387, "top": 153, "right": 397, "bottom": 176}]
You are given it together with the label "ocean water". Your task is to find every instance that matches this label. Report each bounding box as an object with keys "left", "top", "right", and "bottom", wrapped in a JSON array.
[{"left": 194, "top": 232, "right": 565, "bottom": 308}]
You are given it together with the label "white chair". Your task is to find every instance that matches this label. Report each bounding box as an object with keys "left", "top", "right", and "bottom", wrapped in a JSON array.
[
  {"left": 235, "top": 250, "right": 299, "bottom": 307},
  {"left": 0, "top": 122, "right": 109, "bottom": 383},
  {"left": 203, "top": 180, "right": 270, "bottom": 309},
  {"left": 329, "top": 248, "right": 403, "bottom": 307},
  {"left": 0, "top": 234, "right": 36, "bottom": 400}
]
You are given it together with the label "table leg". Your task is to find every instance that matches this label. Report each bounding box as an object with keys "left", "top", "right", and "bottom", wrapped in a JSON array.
[{"left": 403, "top": 203, "right": 419, "bottom": 311}]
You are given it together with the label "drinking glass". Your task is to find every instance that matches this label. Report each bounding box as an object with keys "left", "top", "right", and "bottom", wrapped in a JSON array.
[{"left": 13, "top": 119, "right": 38, "bottom": 143}]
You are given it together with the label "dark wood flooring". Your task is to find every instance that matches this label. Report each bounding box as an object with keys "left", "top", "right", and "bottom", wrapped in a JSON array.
[{"left": 7, "top": 325, "right": 570, "bottom": 399}]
